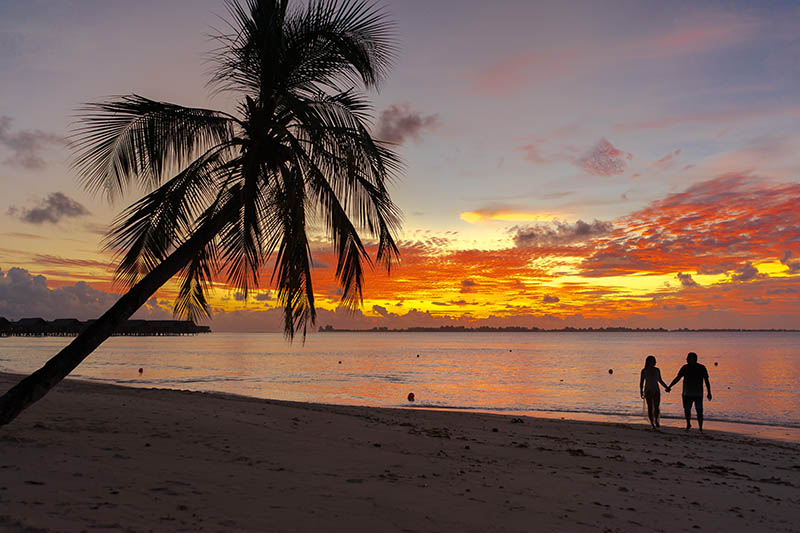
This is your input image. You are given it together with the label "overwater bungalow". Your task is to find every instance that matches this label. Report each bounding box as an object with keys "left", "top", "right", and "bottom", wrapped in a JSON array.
[
  {"left": 1, "top": 319, "right": 210, "bottom": 337},
  {"left": 15, "top": 318, "right": 47, "bottom": 336},
  {"left": 0, "top": 317, "right": 12, "bottom": 335},
  {"left": 46, "top": 319, "right": 84, "bottom": 336}
]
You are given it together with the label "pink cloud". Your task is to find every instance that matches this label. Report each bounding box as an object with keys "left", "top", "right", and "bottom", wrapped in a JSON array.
[
  {"left": 656, "top": 149, "right": 681, "bottom": 166},
  {"left": 518, "top": 142, "right": 552, "bottom": 164},
  {"left": 577, "top": 138, "right": 632, "bottom": 176},
  {"left": 473, "top": 50, "right": 578, "bottom": 96},
  {"left": 644, "top": 11, "right": 759, "bottom": 57},
  {"left": 614, "top": 108, "right": 800, "bottom": 133},
  {"left": 695, "top": 137, "right": 800, "bottom": 180},
  {"left": 472, "top": 10, "right": 759, "bottom": 96}
]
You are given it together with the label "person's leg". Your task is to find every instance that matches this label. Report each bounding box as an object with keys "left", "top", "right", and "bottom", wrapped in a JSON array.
[
  {"left": 645, "top": 395, "right": 655, "bottom": 428},
  {"left": 653, "top": 393, "right": 661, "bottom": 428},
  {"left": 682, "top": 395, "right": 692, "bottom": 430},
  {"left": 696, "top": 397, "right": 704, "bottom": 432}
]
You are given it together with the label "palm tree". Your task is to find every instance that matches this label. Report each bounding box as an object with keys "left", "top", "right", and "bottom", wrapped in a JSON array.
[{"left": 0, "top": 0, "right": 401, "bottom": 426}]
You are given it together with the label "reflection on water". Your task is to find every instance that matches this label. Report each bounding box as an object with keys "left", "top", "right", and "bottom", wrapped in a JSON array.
[{"left": 2, "top": 331, "right": 799, "bottom": 439}]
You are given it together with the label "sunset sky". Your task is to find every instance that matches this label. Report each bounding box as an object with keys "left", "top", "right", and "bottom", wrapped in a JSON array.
[{"left": 1, "top": 0, "right": 800, "bottom": 331}]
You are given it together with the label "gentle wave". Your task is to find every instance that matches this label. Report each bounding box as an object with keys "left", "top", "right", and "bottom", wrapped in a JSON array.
[
  {"left": 3, "top": 331, "right": 799, "bottom": 440},
  {"left": 407, "top": 403, "right": 800, "bottom": 431}
]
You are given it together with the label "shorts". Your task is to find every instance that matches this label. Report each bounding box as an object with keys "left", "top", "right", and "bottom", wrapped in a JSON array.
[{"left": 682, "top": 395, "right": 703, "bottom": 415}]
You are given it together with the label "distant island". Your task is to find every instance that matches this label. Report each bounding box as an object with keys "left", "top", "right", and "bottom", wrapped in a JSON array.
[
  {"left": 318, "top": 325, "right": 799, "bottom": 333},
  {"left": 0, "top": 318, "right": 210, "bottom": 337}
]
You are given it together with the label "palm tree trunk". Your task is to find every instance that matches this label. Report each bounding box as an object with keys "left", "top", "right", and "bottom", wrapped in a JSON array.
[{"left": 0, "top": 213, "right": 227, "bottom": 427}]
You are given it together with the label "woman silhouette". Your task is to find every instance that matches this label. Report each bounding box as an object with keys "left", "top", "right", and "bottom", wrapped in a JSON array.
[{"left": 639, "top": 355, "right": 669, "bottom": 430}]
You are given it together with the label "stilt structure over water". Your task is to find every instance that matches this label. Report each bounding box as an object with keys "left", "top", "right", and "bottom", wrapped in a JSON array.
[{"left": 0, "top": 318, "right": 211, "bottom": 337}]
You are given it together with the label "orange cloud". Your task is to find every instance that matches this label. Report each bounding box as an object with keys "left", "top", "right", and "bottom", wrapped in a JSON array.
[
  {"left": 581, "top": 174, "right": 800, "bottom": 277},
  {"left": 7, "top": 175, "right": 800, "bottom": 330}
]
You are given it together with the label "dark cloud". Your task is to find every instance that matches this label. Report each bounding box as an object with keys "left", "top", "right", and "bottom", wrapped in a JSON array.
[
  {"left": 0, "top": 267, "right": 170, "bottom": 320},
  {"left": 743, "top": 296, "right": 770, "bottom": 306},
  {"left": 676, "top": 272, "right": 698, "bottom": 288},
  {"left": 1, "top": 232, "right": 45, "bottom": 240},
  {"left": 577, "top": 138, "right": 632, "bottom": 176},
  {"left": 31, "top": 254, "right": 110, "bottom": 269},
  {"left": 233, "top": 292, "right": 246, "bottom": 301},
  {"left": 512, "top": 219, "right": 613, "bottom": 248},
  {"left": 732, "top": 262, "right": 760, "bottom": 282},
  {"left": 542, "top": 295, "right": 560, "bottom": 303},
  {"left": 8, "top": 192, "right": 90, "bottom": 224},
  {"left": 254, "top": 291, "right": 273, "bottom": 301},
  {"left": 0, "top": 116, "right": 63, "bottom": 169},
  {"left": 83, "top": 223, "right": 110, "bottom": 236},
  {"left": 460, "top": 279, "right": 476, "bottom": 293},
  {"left": 698, "top": 262, "right": 741, "bottom": 276},
  {"left": 372, "top": 304, "right": 388, "bottom": 317},
  {"left": 781, "top": 251, "right": 800, "bottom": 274},
  {"left": 375, "top": 104, "right": 438, "bottom": 144},
  {"left": 766, "top": 286, "right": 798, "bottom": 295}
]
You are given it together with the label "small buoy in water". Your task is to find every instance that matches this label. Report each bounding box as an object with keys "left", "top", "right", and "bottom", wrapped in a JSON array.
[
  {"left": 608, "top": 368, "right": 613, "bottom": 375},
  {"left": 138, "top": 368, "right": 143, "bottom": 374},
  {"left": 338, "top": 360, "right": 342, "bottom": 364},
  {"left": 407, "top": 392, "right": 415, "bottom": 402},
  {"left": 509, "top": 349, "right": 512, "bottom": 352},
  {"left": 416, "top": 354, "right": 420, "bottom": 358},
  {"left": 714, "top": 361, "right": 718, "bottom": 366}
]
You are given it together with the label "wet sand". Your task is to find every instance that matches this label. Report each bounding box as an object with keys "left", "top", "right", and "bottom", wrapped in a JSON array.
[{"left": 1, "top": 372, "right": 798, "bottom": 532}]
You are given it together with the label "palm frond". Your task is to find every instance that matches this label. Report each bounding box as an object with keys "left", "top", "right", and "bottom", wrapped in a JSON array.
[
  {"left": 283, "top": 0, "right": 396, "bottom": 91},
  {"left": 71, "top": 95, "right": 237, "bottom": 199},
  {"left": 207, "top": 0, "right": 288, "bottom": 96},
  {"left": 209, "top": 0, "right": 396, "bottom": 97},
  {"left": 105, "top": 147, "right": 238, "bottom": 287},
  {"left": 173, "top": 239, "right": 219, "bottom": 322},
  {"left": 280, "top": 89, "right": 402, "bottom": 268},
  {"left": 172, "top": 183, "right": 247, "bottom": 321},
  {"left": 271, "top": 164, "right": 316, "bottom": 339}
]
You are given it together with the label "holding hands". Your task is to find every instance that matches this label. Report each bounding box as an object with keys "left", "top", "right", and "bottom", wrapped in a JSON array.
[{"left": 664, "top": 386, "right": 671, "bottom": 393}]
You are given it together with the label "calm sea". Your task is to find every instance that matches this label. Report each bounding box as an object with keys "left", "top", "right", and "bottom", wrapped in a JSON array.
[{"left": 2, "top": 331, "right": 799, "bottom": 441}]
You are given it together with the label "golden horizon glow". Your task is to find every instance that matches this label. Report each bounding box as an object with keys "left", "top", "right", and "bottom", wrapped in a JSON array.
[{"left": 459, "top": 211, "right": 565, "bottom": 224}]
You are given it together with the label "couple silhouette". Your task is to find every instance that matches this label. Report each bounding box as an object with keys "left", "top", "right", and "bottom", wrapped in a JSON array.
[{"left": 639, "top": 352, "right": 713, "bottom": 431}]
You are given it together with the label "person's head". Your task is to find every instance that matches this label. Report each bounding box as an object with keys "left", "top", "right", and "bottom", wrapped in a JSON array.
[
  {"left": 644, "top": 355, "right": 656, "bottom": 368},
  {"left": 687, "top": 352, "right": 698, "bottom": 364}
]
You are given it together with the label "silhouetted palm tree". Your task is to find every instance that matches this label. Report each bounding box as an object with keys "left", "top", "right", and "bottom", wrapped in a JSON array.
[{"left": 0, "top": 0, "right": 400, "bottom": 426}]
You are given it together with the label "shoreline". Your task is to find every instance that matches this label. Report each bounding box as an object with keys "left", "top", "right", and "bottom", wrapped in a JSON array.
[
  {"left": 411, "top": 406, "right": 800, "bottom": 444},
  {"left": 25, "top": 371, "right": 800, "bottom": 444},
  {"left": 2, "top": 372, "right": 799, "bottom": 531}
]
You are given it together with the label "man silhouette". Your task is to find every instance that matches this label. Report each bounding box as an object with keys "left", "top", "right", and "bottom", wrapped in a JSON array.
[{"left": 667, "top": 352, "right": 712, "bottom": 432}]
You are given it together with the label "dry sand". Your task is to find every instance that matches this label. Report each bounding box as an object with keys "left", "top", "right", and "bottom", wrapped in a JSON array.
[{"left": 1, "top": 372, "right": 798, "bottom": 532}]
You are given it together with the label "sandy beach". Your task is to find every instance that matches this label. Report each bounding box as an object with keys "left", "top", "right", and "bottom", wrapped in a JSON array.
[{"left": 1, "top": 372, "right": 798, "bottom": 532}]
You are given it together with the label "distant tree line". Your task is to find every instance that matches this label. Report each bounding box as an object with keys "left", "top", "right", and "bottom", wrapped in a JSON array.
[{"left": 318, "top": 325, "right": 798, "bottom": 333}]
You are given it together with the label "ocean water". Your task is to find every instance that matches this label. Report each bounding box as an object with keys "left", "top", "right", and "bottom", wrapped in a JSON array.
[{"left": 2, "top": 331, "right": 799, "bottom": 440}]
